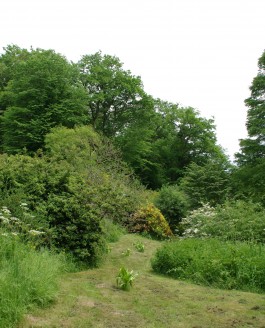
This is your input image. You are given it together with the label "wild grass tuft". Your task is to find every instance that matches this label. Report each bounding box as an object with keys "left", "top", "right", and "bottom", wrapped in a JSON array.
[{"left": 0, "top": 231, "right": 70, "bottom": 327}]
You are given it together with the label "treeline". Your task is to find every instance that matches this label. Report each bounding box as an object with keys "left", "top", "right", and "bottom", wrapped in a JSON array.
[
  {"left": 0, "top": 45, "right": 264, "bottom": 242},
  {"left": 0, "top": 45, "right": 227, "bottom": 188}
]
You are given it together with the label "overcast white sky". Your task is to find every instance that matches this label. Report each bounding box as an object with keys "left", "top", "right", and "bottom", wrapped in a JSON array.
[{"left": 1, "top": 0, "right": 264, "bottom": 159}]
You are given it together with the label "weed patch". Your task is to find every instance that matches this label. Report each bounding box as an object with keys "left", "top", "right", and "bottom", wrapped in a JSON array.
[{"left": 151, "top": 238, "right": 265, "bottom": 293}]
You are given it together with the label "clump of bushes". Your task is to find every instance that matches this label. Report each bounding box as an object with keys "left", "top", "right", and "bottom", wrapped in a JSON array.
[
  {"left": 151, "top": 238, "right": 265, "bottom": 293},
  {"left": 180, "top": 200, "right": 265, "bottom": 243},
  {"left": 154, "top": 184, "right": 189, "bottom": 232},
  {"left": 0, "top": 126, "right": 148, "bottom": 265},
  {"left": 128, "top": 204, "right": 173, "bottom": 239}
]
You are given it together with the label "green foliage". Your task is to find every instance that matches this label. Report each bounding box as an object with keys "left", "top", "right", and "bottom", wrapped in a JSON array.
[
  {"left": 44, "top": 126, "right": 147, "bottom": 225},
  {"left": 180, "top": 201, "right": 265, "bottom": 243},
  {"left": 234, "top": 51, "right": 265, "bottom": 205},
  {"left": 180, "top": 160, "right": 231, "bottom": 209},
  {"left": 151, "top": 238, "right": 265, "bottom": 293},
  {"left": 154, "top": 184, "right": 189, "bottom": 231},
  {"left": 38, "top": 187, "right": 107, "bottom": 266},
  {"left": 133, "top": 240, "right": 145, "bottom": 252},
  {"left": 0, "top": 232, "right": 68, "bottom": 327},
  {"left": 122, "top": 249, "right": 131, "bottom": 257},
  {"left": 0, "top": 46, "right": 88, "bottom": 153},
  {"left": 116, "top": 267, "right": 137, "bottom": 291},
  {"left": 236, "top": 50, "right": 265, "bottom": 165},
  {"left": 102, "top": 219, "right": 126, "bottom": 243},
  {"left": 128, "top": 204, "right": 173, "bottom": 239},
  {"left": 0, "top": 204, "right": 50, "bottom": 249},
  {"left": 78, "top": 51, "right": 148, "bottom": 137},
  {"left": 0, "top": 126, "right": 147, "bottom": 265},
  {"left": 232, "top": 159, "right": 265, "bottom": 206}
]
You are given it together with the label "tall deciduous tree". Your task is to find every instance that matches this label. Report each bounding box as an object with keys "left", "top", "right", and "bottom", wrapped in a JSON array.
[
  {"left": 78, "top": 51, "right": 149, "bottom": 137},
  {"left": 0, "top": 47, "right": 88, "bottom": 153},
  {"left": 152, "top": 101, "right": 227, "bottom": 184}
]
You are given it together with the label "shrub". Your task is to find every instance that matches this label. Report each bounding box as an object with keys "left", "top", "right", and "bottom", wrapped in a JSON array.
[
  {"left": 180, "top": 201, "right": 265, "bottom": 243},
  {"left": 0, "top": 126, "right": 149, "bottom": 265},
  {"left": 37, "top": 179, "right": 107, "bottom": 266},
  {"left": 0, "top": 232, "right": 69, "bottom": 327},
  {"left": 151, "top": 238, "right": 265, "bottom": 293},
  {"left": 154, "top": 184, "right": 189, "bottom": 231},
  {"left": 128, "top": 204, "right": 173, "bottom": 239}
]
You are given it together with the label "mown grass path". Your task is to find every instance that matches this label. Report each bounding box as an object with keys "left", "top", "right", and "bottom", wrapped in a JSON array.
[{"left": 21, "top": 234, "right": 265, "bottom": 327}]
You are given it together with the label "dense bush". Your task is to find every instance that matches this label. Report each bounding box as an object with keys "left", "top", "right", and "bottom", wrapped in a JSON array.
[
  {"left": 0, "top": 152, "right": 107, "bottom": 265},
  {"left": 128, "top": 204, "right": 173, "bottom": 239},
  {"left": 45, "top": 126, "right": 147, "bottom": 225},
  {"left": 180, "top": 201, "right": 265, "bottom": 243},
  {"left": 0, "top": 232, "right": 69, "bottom": 327},
  {"left": 151, "top": 238, "right": 265, "bottom": 293},
  {"left": 0, "top": 126, "right": 148, "bottom": 264},
  {"left": 154, "top": 184, "right": 189, "bottom": 231}
]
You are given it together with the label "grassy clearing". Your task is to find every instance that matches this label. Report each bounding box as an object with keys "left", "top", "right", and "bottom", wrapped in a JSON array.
[{"left": 20, "top": 234, "right": 265, "bottom": 328}]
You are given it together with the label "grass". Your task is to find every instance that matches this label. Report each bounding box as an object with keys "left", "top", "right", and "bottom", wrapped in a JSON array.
[
  {"left": 0, "top": 233, "right": 68, "bottom": 328},
  {"left": 20, "top": 234, "right": 265, "bottom": 328},
  {"left": 151, "top": 238, "right": 265, "bottom": 293}
]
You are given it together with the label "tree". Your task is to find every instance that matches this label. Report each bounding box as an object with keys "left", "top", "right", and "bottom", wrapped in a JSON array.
[
  {"left": 78, "top": 51, "right": 149, "bottom": 137},
  {"left": 234, "top": 50, "right": 265, "bottom": 205},
  {"left": 116, "top": 99, "right": 227, "bottom": 189},
  {"left": 152, "top": 101, "right": 227, "bottom": 183},
  {"left": 0, "top": 47, "right": 88, "bottom": 153},
  {"left": 180, "top": 160, "right": 231, "bottom": 209},
  {"left": 236, "top": 50, "right": 265, "bottom": 164}
]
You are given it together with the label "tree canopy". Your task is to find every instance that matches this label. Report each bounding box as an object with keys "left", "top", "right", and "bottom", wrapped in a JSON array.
[{"left": 0, "top": 46, "right": 88, "bottom": 153}]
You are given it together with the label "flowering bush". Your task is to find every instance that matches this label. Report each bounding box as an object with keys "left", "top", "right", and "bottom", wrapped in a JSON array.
[
  {"left": 128, "top": 204, "right": 173, "bottom": 239},
  {"left": 179, "top": 203, "right": 216, "bottom": 238},
  {"left": 180, "top": 201, "right": 265, "bottom": 243},
  {"left": 0, "top": 204, "right": 49, "bottom": 249}
]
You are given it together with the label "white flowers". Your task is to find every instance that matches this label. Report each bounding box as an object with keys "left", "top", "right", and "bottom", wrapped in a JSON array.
[
  {"left": 180, "top": 203, "right": 215, "bottom": 238},
  {"left": 28, "top": 230, "right": 45, "bottom": 236},
  {"left": 0, "top": 204, "right": 45, "bottom": 239}
]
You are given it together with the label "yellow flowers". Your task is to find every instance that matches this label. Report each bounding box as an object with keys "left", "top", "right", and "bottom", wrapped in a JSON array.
[{"left": 129, "top": 204, "right": 173, "bottom": 239}]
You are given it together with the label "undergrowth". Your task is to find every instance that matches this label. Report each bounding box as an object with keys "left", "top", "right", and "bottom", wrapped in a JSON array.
[
  {"left": 0, "top": 232, "right": 70, "bottom": 328},
  {"left": 151, "top": 238, "right": 265, "bottom": 293}
]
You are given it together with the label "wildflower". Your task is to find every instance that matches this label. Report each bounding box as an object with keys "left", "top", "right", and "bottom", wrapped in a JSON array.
[
  {"left": 10, "top": 217, "right": 20, "bottom": 222},
  {"left": 28, "top": 230, "right": 45, "bottom": 236},
  {"left": 0, "top": 217, "right": 10, "bottom": 224},
  {"left": 1, "top": 207, "right": 11, "bottom": 214}
]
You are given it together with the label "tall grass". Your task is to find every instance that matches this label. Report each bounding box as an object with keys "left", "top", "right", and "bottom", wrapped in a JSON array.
[
  {"left": 0, "top": 231, "right": 69, "bottom": 327},
  {"left": 151, "top": 238, "right": 265, "bottom": 293}
]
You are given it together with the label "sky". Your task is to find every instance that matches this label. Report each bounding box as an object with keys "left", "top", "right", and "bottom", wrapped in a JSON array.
[{"left": 1, "top": 0, "right": 265, "bottom": 159}]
